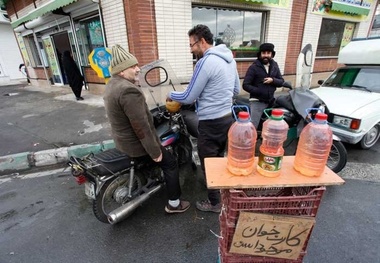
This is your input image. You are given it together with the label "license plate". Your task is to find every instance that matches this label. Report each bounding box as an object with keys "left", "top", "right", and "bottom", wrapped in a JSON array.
[{"left": 84, "top": 181, "right": 96, "bottom": 199}]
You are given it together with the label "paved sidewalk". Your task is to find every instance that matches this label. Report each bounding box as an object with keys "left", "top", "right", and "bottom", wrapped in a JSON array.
[{"left": 0, "top": 83, "right": 112, "bottom": 174}]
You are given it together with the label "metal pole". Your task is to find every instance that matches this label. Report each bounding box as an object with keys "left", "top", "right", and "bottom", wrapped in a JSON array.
[
  {"left": 242, "top": 12, "right": 245, "bottom": 45},
  {"left": 216, "top": 10, "right": 218, "bottom": 42},
  {"left": 69, "top": 15, "right": 84, "bottom": 73},
  {"left": 97, "top": 0, "right": 107, "bottom": 47},
  {"left": 68, "top": 14, "right": 89, "bottom": 90}
]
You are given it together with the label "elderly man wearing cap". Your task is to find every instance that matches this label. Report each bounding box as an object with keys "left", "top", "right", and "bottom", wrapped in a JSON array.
[
  {"left": 243, "top": 43, "right": 285, "bottom": 129},
  {"left": 103, "top": 44, "right": 190, "bottom": 214}
]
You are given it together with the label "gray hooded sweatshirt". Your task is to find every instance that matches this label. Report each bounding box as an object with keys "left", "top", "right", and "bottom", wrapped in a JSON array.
[{"left": 169, "top": 44, "right": 240, "bottom": 120}]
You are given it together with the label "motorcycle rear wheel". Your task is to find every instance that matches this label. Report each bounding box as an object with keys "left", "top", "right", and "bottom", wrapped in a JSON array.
[
  {"left": 327, "top": 141, "right": 347, "bottom": 173},
  {"left": 93, "top": 173, "right": 143, "bottom": 224}
]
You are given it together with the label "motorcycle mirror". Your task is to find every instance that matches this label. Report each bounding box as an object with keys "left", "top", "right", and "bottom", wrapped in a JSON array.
[{"left": 282, "top": 81, "right": 292, "bottom": 89}]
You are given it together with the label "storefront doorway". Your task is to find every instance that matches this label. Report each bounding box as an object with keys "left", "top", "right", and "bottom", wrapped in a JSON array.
[
  {"left": 52, "top": 32, "right": 71, "bottom": 85},
  {"left": 41, "top": 31, "right": 72, "bottom": 85}
]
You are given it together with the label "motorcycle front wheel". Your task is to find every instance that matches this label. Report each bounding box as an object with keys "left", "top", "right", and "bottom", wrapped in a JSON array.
[
  {"left": 327, "top": 140, "right": 347, "bottom": 173},
  {"left": 93, "top": 173, "right": 143, "bottom": 224}
]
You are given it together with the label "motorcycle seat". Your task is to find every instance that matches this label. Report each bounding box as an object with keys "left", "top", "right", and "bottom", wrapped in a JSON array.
[
  {"left": 92, "top": 148, "right": 132, "bottom": 175},
  {"left": 275, "top": 95, "right": 296, "bottom": 113}
]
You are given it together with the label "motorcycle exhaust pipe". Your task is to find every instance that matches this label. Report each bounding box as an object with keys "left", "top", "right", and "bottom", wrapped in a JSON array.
[{"left": 107, "top": 184, "right": 163, "bottom": 224}]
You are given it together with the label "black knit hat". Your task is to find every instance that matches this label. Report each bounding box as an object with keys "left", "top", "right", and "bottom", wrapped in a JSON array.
[
  {"left": 110, "top": 44, "right": 138, "bottom": 75},
  {"left": 257, "top": 43, "right": 276, "bottom": 58}
]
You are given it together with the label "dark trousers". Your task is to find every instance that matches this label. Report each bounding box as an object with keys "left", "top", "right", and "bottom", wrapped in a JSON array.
[
  {"left": 250, "top": 101, "right": 268, "bottom": 129},
  {"left": 156, "top": 145, "right": 181, "bottom": 200},
  {"left": 198, "top": 115, "right": 233, "bottom": 205}
]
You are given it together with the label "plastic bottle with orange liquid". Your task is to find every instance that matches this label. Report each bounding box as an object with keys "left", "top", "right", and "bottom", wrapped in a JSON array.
[
  {"left": 294, "top": 112, "right": 333, "bottom": 177},
  {"left": 257, "top": 109, "right": 288, "bottom": 177},
  {"left": 227, "top": 111, "right": 257, "bottom": 176}
]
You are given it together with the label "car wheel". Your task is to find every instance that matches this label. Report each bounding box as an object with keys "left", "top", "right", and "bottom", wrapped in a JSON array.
[{"left": 360, "top": 124, "right": 380, "bottom": 150}]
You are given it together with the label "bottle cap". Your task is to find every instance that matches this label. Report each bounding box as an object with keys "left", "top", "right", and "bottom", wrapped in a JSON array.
[
  {"left": 315, "top": 113, "right": 328, "bottom": 121},
  {"left": 238, "top": 111, "right": 250, "bottom": 121},
  {"left": 271, "top": 109, "right": 284, "bottom": 120}
]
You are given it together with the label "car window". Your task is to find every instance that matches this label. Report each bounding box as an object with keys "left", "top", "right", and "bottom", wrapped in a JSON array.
[{"left": 324, "top": 67, "right": 380, "bottom": 93}]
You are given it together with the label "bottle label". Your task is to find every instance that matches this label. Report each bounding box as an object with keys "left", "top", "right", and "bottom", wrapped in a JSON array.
[{"left": 258, "top": 152, "right": 283, "bottom": 172}]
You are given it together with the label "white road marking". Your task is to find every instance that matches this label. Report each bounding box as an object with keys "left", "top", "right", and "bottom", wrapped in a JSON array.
[
  {"left": 22, "top": 114, "right": 39, "bottom": 118},
  {"left": 55, "top": 93, "right": 105, "bottom": 107},
  {"left": 0, "top": 168, "right": 71, "bottom": 185},
  {"left": 337, "top": 162, "right": 380, "bottom": 183},
  {"left": 82, "top": 120, "right": 103, "bottom": 134}
]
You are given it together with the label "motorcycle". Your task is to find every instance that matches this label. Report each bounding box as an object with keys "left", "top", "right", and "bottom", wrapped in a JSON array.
[
  {"left": 233, "top": 83, "right": 348, "bottom": 173},
  {"left": 68, "top": 60, "right": 194, "bottom": 224}
]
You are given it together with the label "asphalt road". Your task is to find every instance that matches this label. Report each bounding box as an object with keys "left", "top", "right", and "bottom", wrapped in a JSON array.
[
  {"left": 0, "top": 158, "right": 379, "bottom": 263},
  {"left": 0, "top": 164, "right": 222, "bottom": 263}
]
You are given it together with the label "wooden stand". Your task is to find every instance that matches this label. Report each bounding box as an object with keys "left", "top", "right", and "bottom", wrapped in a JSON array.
[
  {"left": 206, "top": 156, "right": 345, "bottom": 263},
  {"left": 205, "top": 156, "right": 345, "bottom": 189}
]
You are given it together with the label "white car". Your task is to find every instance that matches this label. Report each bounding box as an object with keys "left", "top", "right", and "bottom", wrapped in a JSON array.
[
  {"left": 312, "top": 38, "right": 380, "bottom": 150},
  {"left": 312, "top": 65, "right": 380, "bottom": 149}
]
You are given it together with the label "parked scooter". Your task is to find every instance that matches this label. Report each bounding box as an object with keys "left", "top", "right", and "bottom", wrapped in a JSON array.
[
  {"left": 68, "top": 60, "right": 194, "bottom": 224},
  {"left": 233, "top": 82, "right": 348, "bottom": 173}
]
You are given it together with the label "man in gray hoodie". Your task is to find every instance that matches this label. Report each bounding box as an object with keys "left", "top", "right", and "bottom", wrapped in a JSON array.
[{"left": 168, "top": 24, "right": 240, "bottom": 213}]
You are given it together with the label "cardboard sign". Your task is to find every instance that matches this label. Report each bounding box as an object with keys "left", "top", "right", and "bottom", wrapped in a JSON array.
[{"left": 229, "top": 212, "right": 315, "bottom": 260}]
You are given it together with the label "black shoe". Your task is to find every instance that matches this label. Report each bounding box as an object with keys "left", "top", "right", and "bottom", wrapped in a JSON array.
[
  {"left": 76, "top": 97, "right": 84, "bottom": 101},
  {"left": 196, "top": 199, "right": 221, "bottom": 213}
]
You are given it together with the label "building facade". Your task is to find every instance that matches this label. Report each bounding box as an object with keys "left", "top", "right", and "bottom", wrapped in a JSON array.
[
  {"left": 3, "top": 0, "right": 379, "bottom": 91},
  {"left": 0, "top": 3, "right": 25, "bottom": 84}
]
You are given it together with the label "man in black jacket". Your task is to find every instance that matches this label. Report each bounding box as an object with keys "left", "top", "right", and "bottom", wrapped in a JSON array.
[{"left": 243, "top": 43, "right": 284, "bottom": 128}]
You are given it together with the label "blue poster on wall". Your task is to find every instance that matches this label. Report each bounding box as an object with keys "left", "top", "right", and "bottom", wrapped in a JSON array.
[{"left": 89, "top": 47, "right": 111, "bottom": 79}]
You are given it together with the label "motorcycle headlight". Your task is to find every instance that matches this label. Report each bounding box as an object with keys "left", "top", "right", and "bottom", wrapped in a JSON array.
[{"left": 331, "top": 114, "right": 361, "bottom": 130}]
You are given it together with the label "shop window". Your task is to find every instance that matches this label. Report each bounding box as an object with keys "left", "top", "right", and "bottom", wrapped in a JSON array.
[
  {"left": 372, "top": 14, "right": 380, "bottom": 29},
  {"left": 192, "top": 6, "right": 265, "bottom": 59},
  {"left": 370, "top": 13, "right": 380, "bottom": 37},
  {"left": 24, "top": 35, "right": 42, "bottom": 67},
  {"left": 316, "top": 19, "right": 355, "bottom": 57},
  {"left": 75, "top": 16, "right": 105, "bottom": 66}
]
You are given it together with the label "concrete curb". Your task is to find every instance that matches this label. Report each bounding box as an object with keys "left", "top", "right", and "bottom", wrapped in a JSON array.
[{"left": 0, "top": 139, "right": 115, "bottom": 174}]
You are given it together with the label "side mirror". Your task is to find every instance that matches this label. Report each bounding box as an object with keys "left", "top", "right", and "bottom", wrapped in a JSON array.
[
  {"left": 317, "top": 80, "right": 324, "bottom": 85},
  {"left": 282, "top": 81, "right": 292, "bottom": 90}
]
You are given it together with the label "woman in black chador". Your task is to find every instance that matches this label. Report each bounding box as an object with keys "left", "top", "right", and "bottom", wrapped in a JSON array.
[{"left": 62, "top": 50, "right": 84, "bottom": 100}]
